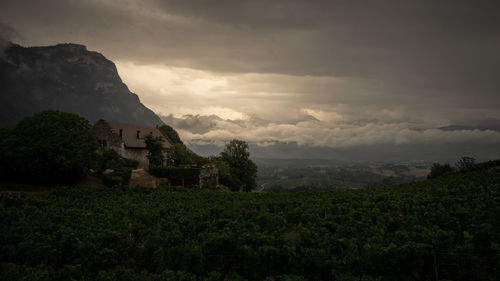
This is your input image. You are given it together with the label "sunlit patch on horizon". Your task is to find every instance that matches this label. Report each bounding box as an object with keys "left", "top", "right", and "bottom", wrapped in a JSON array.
[{"left": 115, "top": 61, "right": 228, "bottom": 97}]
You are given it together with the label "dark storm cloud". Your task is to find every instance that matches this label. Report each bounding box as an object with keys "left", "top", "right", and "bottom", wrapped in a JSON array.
[
  {"left": 1, "top": 0, "right": 500, "bottom": 155},
  {"left": 3, "top": 0, "right": 499, "bottom": 78},
  {"left": 151, "top": 0, "right": 500, "bottom": 86}
]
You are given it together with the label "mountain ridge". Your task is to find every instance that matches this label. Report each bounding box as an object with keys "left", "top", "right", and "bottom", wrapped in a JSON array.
[{"left": 0, "top": 41, "right": 164, "bottom": 127}]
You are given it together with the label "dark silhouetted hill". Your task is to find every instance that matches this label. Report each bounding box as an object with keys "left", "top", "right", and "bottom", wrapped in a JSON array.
[{"left": 0, "top": 42, "right": 164, "bottom": 127}]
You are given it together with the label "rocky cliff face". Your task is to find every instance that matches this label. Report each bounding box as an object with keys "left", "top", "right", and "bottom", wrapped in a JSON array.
[{"left": 0, "top": 42, "right": 164, "bottom": 127}]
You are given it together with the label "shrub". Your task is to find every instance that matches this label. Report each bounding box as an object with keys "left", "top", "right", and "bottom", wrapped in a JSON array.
[
  {"left": 97, "top": 149, "right": 138, "bottom": 171},
  {"left": 102, "top": 167, "right": 132, "bottom": 187},
  {"left": 427, "top": 163, "right": 454, "bottom": 179},
  {"left": 1, "top": 110, "right": 98, "bottom": 185}
]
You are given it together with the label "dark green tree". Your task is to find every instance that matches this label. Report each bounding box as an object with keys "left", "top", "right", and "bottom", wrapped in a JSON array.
[
  {"left": 456, "top": 156, "right": 476, "bottom": 171},
  {"left": 167, "top": 143, "right": 208, "bottom": 166},
  {"left": 220, "top": 139, "right": 257, "bottom": 192},
  {"left": 97, "top": 149, "right": 138, "bottom": 171},
  {"left": 214, "top": 159, "right": 231, "bottom": 187},
  {"left": 167, "top": 143, "right": 193, "bottom": 165},
  {"left": 98, "top": 149, "right": 123, "bottom": 172},
  {"left": 427, "top": 163, "right": 454, "bottom": 179},
  {"left": 144, "top": 134, "right": 164, "bottom": 168},
  {"left": 0, "top": 127, "right": 15, "bottom": 180},
  {"left": 4, "top": 110, "right": 98, "bottom": 185},
  {"left": 159, "top": 124, "right": 183, "bottom": 145}
]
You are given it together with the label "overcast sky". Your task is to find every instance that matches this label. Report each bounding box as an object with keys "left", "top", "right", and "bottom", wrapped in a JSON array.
[{"left": 2, "top": 0, "right": 500, "bottom": 158}]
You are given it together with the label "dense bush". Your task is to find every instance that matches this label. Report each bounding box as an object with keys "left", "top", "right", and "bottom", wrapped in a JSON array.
[
  {"left": 1, "top": 164, "right": 499, "bottom": 280},
  {"left": 158, "top": 125, "right": 183, "bottom": 145},
  {"left": 97, "top": 149, "right": 138, "bottom": 172},
  {"left": 167, "top": 143, "right": 208, "bottom": 166},
  {"left": 102, "top": 167, "right": 133, "bottom": 187},
  {"left": 427, "top": 163, "right": 454, "bottom": 179},
  {"left": 145, "top": 134, "right": 165, "bottom": 168},
  {"left": 96, "top": 150, "right": 138, "bottom": 187},
  {"left": 220, "top": 139, "right": 257, "bottom": 192},
  {"left": 428, "top": 158, "right": 500, "bottom": 179},
  {"left": 0, "top": 110, "right": 98, "bottom": 185}
]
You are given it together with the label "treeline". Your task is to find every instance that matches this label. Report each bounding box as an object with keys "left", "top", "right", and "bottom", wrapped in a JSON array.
[
  {"left": 427, "top": 156, "right": 500, "bottom": 179},
  {"left": 0, "top": 110, "right": 143, "bottom": 187},
  {"left": 148, "top": 138, "right": 258, "bottom": 191},
  {"left": 1, "top": 163, "right": 499, "bottom": 280},
  {"left": 0, "top": 110, "right": 258, "bottom": 191}
]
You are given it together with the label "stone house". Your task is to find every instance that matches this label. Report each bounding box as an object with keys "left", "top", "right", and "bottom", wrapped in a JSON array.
[{"left": 93, "top": 120, "right": 172, "bottom": 168}]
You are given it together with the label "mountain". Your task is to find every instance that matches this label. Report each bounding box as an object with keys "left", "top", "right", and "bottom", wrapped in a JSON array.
[
  {"left": 0, "top": 41, "right": 164, "bottom": 127},
  {"left": 439, "top": 124, "right": 500, "bottom": 133}
]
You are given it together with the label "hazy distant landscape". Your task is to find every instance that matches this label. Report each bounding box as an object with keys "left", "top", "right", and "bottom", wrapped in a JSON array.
[{"left": 254, "top": 158, "right": 430, "bottom": 192}]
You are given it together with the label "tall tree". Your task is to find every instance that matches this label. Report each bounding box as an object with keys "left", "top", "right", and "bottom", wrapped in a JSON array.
[
  {"left": 144, "top": 134, "right": 164, "bottom": 168},
  {"left": 220, "top": 139, "right": 257, "bottom": 192},
  {"left": 167, "top": 143, "right": 208, "bottom": 166},
  {"left": 2, "top": 110, "right": 98, "bottom": 185},
  {"left": 456, "top": 156, "right": 476, "bottom": 171},
  {"left": 427, "top": 163, "right": 454, "bottom": 179},
  {"left": 158, "top": 124, "right": 183, "bottom": 145}
]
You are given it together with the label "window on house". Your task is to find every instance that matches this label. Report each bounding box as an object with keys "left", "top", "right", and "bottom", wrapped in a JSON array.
[
  {"left": 136, "top": 130, "right": 140, "bottom": 139},
  {"left": 119, "top": 129, "right": 123, "bottom": 139}
]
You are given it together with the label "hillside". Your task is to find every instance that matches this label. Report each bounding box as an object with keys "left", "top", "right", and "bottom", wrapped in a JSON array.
[
  {"left": 1, "top": 163, "right": 499, "bottom": 280},
  {"left": 0, "top": 42, "right": 163, "bottom": 127}
]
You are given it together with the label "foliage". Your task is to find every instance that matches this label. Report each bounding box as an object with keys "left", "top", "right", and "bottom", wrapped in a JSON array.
[
  {"left": 0, "top": 127, "right": 14, "bottom": 180},
  {"left": 158, "top": 124, "right": 183, "bottom": 145},
  {"left": 427, "top": 163, "right": 454, "bottom": 179},
  {"left": 121, "top": 158, "right": 140, "bottom": 170},
  {"left": 149, "top": 167, "right": 201, "bottom": 179},
  {"left": 96, "top": 150, "right": 137, "bottom": 188},
  {"left": 98, "top": 149, "right": 123, "bottom": 172},
  {"left": 97, "top": 149, "right": 138, "bottom": 172},
  {"left": 167, "top": 143, "right": 208, "bottom": 166},
  {"left": 1, "top": 163, "right": 500, "bottom": 280},
  {"left": 461, "top": 158, "right": 500, "bottom": 172},
  {"left": 144, "top": 134, "right": 164, "bottom": 168},
  {"left": 220, "top": 139, "right": 257, "bottom": 192},
  {"left": 456, "top": 156, "right": 476, "bottom": 171},
  {"left": 167, "top": 143, "right": 193, "bottom": 165},
  {"left": 428, "top": 157, "right": 497, "bottom": 179},
  {"left": 0, "top": 110, "right": 98, "bottom": 185},
  {"left": 102, "top": 167, "right": 133, "bottom": 187},
  {"left": 214, "top": 160, "right": 231, "bottom": 187}
]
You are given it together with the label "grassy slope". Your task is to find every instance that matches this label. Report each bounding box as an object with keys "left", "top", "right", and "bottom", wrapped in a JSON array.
[{"left": 1, "top": 167, "right": 499, "bottom": 280}]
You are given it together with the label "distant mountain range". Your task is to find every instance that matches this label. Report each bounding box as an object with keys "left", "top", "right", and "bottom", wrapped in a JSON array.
[
  {"left": 0, "top": 42, "right": 164, "bottom": 127},
  {"left": 439, "top": 124, "right": 500, "bottom": 132}
]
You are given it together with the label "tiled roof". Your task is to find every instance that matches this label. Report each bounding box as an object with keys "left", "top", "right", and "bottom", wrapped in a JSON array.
[{"left": 106, "top": 121, "right": 172, "bottom": 148}]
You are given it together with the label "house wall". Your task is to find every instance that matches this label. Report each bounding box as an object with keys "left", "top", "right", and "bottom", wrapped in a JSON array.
[
  {"left": 93, "top": 120, "right": 123, "bottom": 152},
  {"left": 94, "top": 120, "right": 171, "bottom": 169},
  {"left": 122, "top": 148, "right": 150, "bottom": 169}
]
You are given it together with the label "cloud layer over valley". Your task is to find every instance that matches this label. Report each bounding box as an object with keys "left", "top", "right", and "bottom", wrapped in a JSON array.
[{"left": 2, "top": 0, "right": 500, "bottom": 160}]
